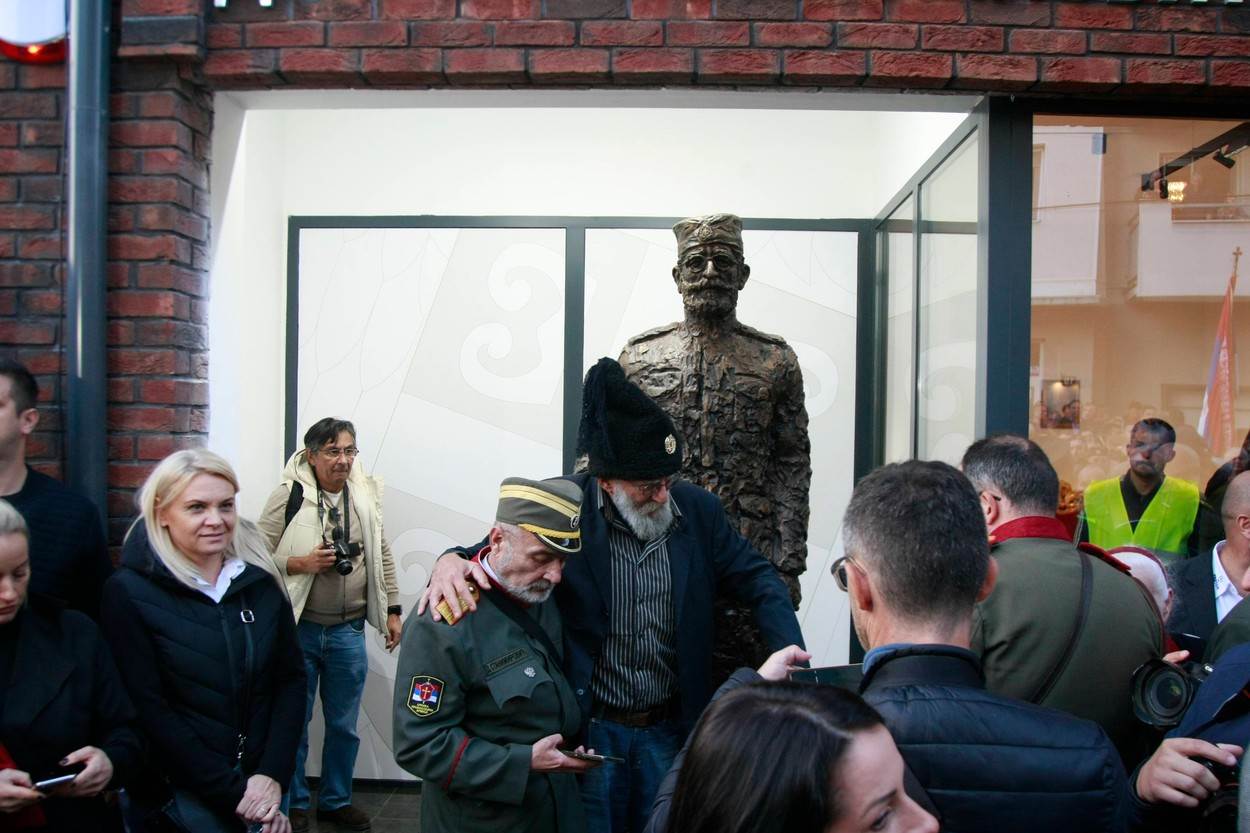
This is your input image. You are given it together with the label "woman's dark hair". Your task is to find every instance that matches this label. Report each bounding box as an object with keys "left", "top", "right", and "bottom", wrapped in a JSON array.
[{"left": 667, "top": 681, "right": 885, "bottom": 833}]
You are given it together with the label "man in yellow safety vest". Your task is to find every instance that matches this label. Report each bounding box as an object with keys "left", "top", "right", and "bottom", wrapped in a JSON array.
[{"left": 1080, "top": 418, "right": 1199, "bottom": 565}]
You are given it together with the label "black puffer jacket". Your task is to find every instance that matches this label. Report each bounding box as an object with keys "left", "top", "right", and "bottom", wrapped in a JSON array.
[
  {"left": 100, "top": 521, "right": 305, "bottom": 816},
  {"left": 863, "top": 646, "right": 1144, "bottom": 833}
]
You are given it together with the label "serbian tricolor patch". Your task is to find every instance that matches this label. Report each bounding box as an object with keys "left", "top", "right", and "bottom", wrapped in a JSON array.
[{"left": 408, "top": 675, "right": 444, "bottom": 718}]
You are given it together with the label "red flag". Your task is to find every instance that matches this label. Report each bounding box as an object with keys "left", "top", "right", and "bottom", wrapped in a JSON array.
[{"left": 1199, "top": 256, "right": 1239, "bottom": 455}]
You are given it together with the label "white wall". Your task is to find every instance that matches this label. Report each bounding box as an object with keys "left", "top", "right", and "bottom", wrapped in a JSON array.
[
  {"left": 210, "top": 92, "right": 967, "bottom": 518},
  {"left": 207, "top": 89, "right": 972, "bottom": 781}
]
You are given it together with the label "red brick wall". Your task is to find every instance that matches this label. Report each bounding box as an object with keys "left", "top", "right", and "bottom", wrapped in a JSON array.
[{"left": 3, "top": 0, "right": 1250, "bottom": 540}]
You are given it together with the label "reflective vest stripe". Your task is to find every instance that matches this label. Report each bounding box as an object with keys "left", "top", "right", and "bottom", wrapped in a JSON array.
[{"left": 1084, "top": 476, "right": 1199, "bottom": 556}]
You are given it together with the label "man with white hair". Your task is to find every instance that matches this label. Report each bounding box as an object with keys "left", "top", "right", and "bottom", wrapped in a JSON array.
[
  {"left": 393, "top": 477, "right": 596, "bottom": 833},
  {"left": 1169, "top": 470, "right": 1250, "bottom": 653}
]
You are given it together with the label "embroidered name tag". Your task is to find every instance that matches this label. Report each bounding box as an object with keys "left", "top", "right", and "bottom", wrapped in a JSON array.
[
  {"left": 408, "top": 675, "right": 444, "bottom": 718},
  {"left": 485, "top": 648, "right": 528, "bottom": 676}
]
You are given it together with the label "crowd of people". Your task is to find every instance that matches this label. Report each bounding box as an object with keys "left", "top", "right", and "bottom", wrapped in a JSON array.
[{"left": 5, "top": 342, "right": 1250, "bottom": 833}]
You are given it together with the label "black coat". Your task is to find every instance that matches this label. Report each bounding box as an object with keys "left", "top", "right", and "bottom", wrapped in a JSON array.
[
  {"left": 1, "top": 596, "right": 140, "bottom": 833},
  {"left": 863, "top": 646, "right": 1140, "bottom": 833},
  {"left": 455, "top": 475, "right": 803, "bottom": 733},
  {"left": 99, "top": 522, "right": 306, "bottom": 817},
  {"left": 1167, "top": 553, "right": 1218, "bottom": 652}
]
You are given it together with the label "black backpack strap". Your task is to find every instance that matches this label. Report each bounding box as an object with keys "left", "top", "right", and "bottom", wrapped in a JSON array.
[
  {"left": 283, "top": 482, "right": 304, "bottom": 532},
  {"left": 1031, "top": 551, "right": 1093, "bottom": 704}
]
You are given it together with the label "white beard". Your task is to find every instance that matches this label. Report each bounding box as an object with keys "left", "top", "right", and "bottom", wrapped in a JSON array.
[{"left": 609, "top": 487, "right": 675, "bottom": 542}]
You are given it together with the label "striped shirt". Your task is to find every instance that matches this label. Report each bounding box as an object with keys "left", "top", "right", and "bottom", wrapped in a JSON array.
[{"left": 589, "top": 484, "right": 681, "bottom": 711}]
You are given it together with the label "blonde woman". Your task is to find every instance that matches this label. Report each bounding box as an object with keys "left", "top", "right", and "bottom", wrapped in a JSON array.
[{"left": 100, "top": 450, "right": 305, "bottom": 833}]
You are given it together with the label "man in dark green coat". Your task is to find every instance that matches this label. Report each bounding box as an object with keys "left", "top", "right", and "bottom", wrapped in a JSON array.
[
  {"left": 964, "top": 435, "right": 1164, "bottom": 768},
  {"left": 392, "top": 477, "right": 597, "bottom": 833}
]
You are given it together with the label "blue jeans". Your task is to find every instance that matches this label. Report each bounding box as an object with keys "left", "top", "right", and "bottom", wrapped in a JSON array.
[
  {"left": 579, "top": 716, "right": 683, "bottom": 833},
  {"left": 289, "top": 618, "right": 368, "bottom": 812}
]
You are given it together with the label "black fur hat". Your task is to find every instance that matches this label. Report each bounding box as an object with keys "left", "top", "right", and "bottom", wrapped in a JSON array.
[{"left": 577, "top": 358, "right": 682, "bottom": 480}]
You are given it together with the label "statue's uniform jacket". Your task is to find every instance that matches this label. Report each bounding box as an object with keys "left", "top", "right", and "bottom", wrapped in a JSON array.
[
  {"left": 392, "top": 588, "right": 586, "bottom": 833},
  {"left": 620, "top": 320, "right": 811, "bottom": 589}
]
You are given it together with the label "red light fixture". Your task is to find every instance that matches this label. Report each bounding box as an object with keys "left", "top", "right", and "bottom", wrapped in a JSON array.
[
  {"left": 0, "top": 0, "right": 67, "bottom": 65},
  {"left": 0, "top": 37, "right": 67, "bottom": 64}
]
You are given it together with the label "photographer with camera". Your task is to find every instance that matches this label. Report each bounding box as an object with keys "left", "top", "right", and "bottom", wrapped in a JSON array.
[{"left": 258, "top": 418, "right": 400, "bottom": 833}]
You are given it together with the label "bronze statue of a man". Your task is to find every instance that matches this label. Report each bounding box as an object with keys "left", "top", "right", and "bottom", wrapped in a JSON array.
[{"left": 619, "top": 213, "right": 812, "bottom": 677}]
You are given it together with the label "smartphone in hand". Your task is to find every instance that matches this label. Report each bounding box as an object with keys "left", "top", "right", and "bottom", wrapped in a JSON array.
[
  {"left": 561, "top": 750, "right": 625, "bottom": 765},
  {"left": 33, "top": 762, "right": 86, "bottom": 791}
]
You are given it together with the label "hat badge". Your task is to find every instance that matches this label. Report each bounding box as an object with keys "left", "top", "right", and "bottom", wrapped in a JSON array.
[
  {"left": 570, "top": 513, "right": 580, "bottom": 530},
  {"left": 696, "top": 224, "right": 714, "bottom": 242},
  {"left": 664, "top": 434, "right": 677, "bottom": 455}
]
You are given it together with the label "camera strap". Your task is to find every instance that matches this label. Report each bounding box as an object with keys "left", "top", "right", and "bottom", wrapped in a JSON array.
[
  {"left": 1031, "top": 551, "right": 1093, "bottom": 705},
  {"left": 317, "top": 483, "right": 352, "bottom": 544}
]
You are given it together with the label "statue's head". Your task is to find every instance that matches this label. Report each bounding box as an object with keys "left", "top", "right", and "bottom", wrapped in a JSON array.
[{"left": 671, "top": 213, "right": 750, "bottom": 322}]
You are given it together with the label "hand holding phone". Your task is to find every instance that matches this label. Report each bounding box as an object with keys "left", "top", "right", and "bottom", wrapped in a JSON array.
[
  {"left": 561, "top": 750, "right": 624, "bottom": 765},
  {"left": 33, "top": 763, "right": 85, "bottom": 792}
]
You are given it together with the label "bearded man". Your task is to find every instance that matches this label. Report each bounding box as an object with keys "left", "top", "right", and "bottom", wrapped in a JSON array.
[
  {"left": 422, "top": 358, "right": 803, "bottom": 833},
  {"left": 619, "top": 213, "right": 811, "bottom": 678},
  {"left": 393, "top": 476, "right": 596, "bottom": 833}
]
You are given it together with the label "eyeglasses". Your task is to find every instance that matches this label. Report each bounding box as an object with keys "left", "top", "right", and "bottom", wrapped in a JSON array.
[
  {"left": 319, "top": 446, "right": 359, "bottom": 460},
  {"left": 829, "top": 555, "right": 861, "bottom": 593},
  {"left": 627, "top": 476, "right": 672, "bottom": 498},
  {"left": 681, "top": 253, "right": 740, "bottom": 272}
]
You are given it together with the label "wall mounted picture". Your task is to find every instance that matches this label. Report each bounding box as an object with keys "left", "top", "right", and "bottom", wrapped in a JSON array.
[{"left": 1041, "top": 379, "right": 1081, "bottom": 429}]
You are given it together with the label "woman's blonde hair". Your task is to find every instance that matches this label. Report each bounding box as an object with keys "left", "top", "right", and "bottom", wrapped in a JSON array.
[{"left": 132, "top": 448, "right": 282, "bottom": 591}]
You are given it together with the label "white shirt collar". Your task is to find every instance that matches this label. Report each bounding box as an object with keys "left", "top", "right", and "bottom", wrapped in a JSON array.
[
  {"left": 480, "top": 552, "right": 503, "bottom": 587},
  {"left": 192, "top": 557, "right": 246, "bottom": 604},
  {"left": 1212, "top": 541, "right": 1244, "bottom": 623}
]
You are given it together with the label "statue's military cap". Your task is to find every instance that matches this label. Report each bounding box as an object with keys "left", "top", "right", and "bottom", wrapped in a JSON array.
[
  {"left": 672, "top": 213, "right": 744, "bottom": 255},
  {"left": 496, "top": 476, "right": 583, "bottom": 554}
]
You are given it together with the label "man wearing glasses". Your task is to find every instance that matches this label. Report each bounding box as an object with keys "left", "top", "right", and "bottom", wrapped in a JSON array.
[
  {"left": 1080, "top": 418, "right": 1200, "bottom": 564},
  {"left": 422, "top": 358, "right": 802, "bottom": 833},
  {"left": 258, "top": 417, "right": 401, "bottom": 833}
]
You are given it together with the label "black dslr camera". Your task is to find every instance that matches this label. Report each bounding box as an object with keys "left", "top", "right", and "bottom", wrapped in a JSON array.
[
  {"left": 1130, "top": 657, "right": 1212, "bottom": 729},
  {"left": 1192, "top": 756, "right": 1240, "bottom": 833},
  {"left": 327, "top": 506, "right": 361, "bottom": 576}
]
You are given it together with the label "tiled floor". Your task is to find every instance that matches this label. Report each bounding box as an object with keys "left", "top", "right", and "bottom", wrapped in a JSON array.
[{"left": 298, "top": 784, "right": 422, "bottom": 832}]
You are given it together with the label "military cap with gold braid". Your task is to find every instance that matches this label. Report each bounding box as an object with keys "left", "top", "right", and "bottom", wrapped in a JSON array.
[{"left": 497, "top": 476, "right": 583, "bottom": 554}]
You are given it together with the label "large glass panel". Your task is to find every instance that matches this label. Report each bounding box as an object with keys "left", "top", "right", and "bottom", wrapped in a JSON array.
[
  {"left": 296, "top": 226, "right": 566, "bottom": 779},
  {"left": 882, "top": 195, "right": 915, "bottom": 463},
  {"left": 1030, "top": 116, "right": 1250, "bottom": 531},
  {"left": 917, "top": 135, "right": 980, "bottom": 463},
  {"left": 583, "top": 227, "right": 859, "bottom": 665}
]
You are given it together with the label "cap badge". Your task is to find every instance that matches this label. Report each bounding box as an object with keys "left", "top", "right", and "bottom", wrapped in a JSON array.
[
  {"left": 696, "top": 224, "right": 714, "bottom": 242},
  {"left": 664, "top": 434, "right": 677, "bottom": 455},
  {"left": 570, "top": 513, "right": 580, "bottom": 530},
  {"left": 524, "top": 667, "right": 536, "bottom": 678}
]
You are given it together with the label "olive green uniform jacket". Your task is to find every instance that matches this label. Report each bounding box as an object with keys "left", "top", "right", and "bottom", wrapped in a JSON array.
[
  {"left": 971, "top": 521, "right": 1163, "bottom": 768},
  {"left": 393, "top": 585, "right": 586, "bottom": 833}
]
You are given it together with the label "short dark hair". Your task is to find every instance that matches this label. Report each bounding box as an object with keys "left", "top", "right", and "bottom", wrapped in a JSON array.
[
  {"left": 961, "top": 434, "right": 1060, "bottom": 516},
  {"left": 1132, "top": 418, "right": 1176, "bottom": 445},
  {"left": 668, "top": 681, "right": 884, "bottom": 833},
  {"left": 303, "top": 417, "right": 356, "bottom": 453},
  {"left": 842, "top": 460, "right": 989, "bottom": 628},
  {"left": 0, "top": 359, "right": 37, "bottom": 414}
]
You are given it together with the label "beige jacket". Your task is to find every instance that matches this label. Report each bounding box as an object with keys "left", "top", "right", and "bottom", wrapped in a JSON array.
[{"left": 258, "top": 451, "right": 398, "bottom": 631}]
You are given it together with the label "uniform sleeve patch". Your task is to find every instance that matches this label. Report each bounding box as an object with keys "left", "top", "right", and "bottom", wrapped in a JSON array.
[{"left": 408, "top": 675, "right": 445, "bottom": 718}]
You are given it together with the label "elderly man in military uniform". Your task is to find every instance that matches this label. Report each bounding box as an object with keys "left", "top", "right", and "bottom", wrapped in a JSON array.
[
  {"left": 619, "top": 213, "right": 811, "bottom": 675},
  {"left": 392, "top": 477, "right": 597, "bottom": 833}
]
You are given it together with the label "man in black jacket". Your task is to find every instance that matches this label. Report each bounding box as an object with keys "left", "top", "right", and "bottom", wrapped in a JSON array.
[
  {"left": 423, "top": 358, "right": 803, "bottom": 833},
  {"left": 645, "top": 461, "right": 1238, "bottom": 833},
  {"left": 837, "top": 461, "right": 1234, "bottom": 833},
  {"left": 0, "top": 359, "right": 110, "bottom": 619}
]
